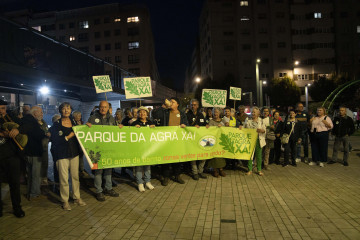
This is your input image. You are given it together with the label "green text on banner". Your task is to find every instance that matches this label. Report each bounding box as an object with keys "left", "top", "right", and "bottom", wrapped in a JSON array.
[
  {"left": 92, "top": 75, "right": 113, "bottom": 93},
  {"left": 229, "top": 87, "right": 242, "bottom": 100},
  {"left": 73, "top": 125, "right": 258, "bottom": 169},
  {"left": 124, "top": 77, "right": 153, "bottom": 99},
  {"left": 201, "top": 89, "right": 227, "bottom": 108}
]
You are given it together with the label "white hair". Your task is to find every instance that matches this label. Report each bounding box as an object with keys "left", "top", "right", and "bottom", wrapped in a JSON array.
[{"left": 30, "top": 106, "right": 41, "bottom": 115}]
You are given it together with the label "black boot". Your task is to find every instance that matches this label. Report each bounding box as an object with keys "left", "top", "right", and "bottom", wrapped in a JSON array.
[
  {"left": 175, "top": 175, "right": 185, "bottom": 184},
  {"left": 13, "top": 207, "right": 25, "bottom": 218}
]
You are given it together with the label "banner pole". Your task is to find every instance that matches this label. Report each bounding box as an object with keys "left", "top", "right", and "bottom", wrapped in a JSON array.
[
  {"left": 140, "top": 99, "right": 142, "bottom": 106},
  {"left": 234, "top": 100, "right": 236, "bottom": 110},
  {"left": 105, "top": 92, "right": 108, "bottom": 101}
]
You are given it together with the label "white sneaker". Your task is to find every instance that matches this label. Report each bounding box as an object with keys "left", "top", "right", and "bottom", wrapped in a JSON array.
[
  {"left": 145, "top": 182, "right": 155, "bottom": 190},
  {"left": 309, "top": 161, "right": 317, "bottom": 166},
  {"left": 74, "top": 198, "right": 87, "bottom": 206},
  {"left": 138, "top": 184, "right": 145, "bottom": 192},
  {"left": 319, "top": 162, "right": 324, "bottom": 167},
  {"left": 63, "top": 202, "right": 71, "bottom": 211},
  {"left": 295, "top": 158, "right": 301, "bottom": 163}
]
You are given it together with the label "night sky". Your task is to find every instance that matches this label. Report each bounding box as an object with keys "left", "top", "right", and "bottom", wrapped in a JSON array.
[{"left": 1, "top": 0, "right": 204, "bottom": 91}]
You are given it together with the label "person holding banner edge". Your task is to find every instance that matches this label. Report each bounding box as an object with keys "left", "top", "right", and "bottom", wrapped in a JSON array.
[
  {"left": 222, "top": 106, "right": 241, "bottom": 171},
  {"left": 86, "top": 101, "right": 120, "bottom": 201},
  {"left": 186, "top": 99, "right": 207, "bottom": 180},
  {"left": 241, "top": 107, "right": 266, "bottom": 176},
  {"left": 152, "top": 97, "right": 188, "bottom": 186},
  {"left": 206, "top": 107, "right": 227, "bottom": 177},
  {"left": 131, "top": 106, "right": 156, "bottom": 192}
]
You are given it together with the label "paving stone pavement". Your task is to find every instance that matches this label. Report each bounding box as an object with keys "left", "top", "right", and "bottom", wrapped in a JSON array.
[{"left": 1, "top": 136, "right": 360, "bottom": 240}]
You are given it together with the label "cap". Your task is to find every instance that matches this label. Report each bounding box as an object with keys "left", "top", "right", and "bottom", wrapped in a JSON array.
[
  {"left": 0, "top": 99, "right": 8, "bottom": 105},
  {"left": 138, "top": 106, "right": 149, "bottom": 113}
]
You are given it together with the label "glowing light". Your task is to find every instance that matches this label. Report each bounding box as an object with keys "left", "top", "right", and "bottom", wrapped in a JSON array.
[
  {"left": 295, "top": 61, "right": 300, "bottom": 65},
  {"left": 256, "top": 58, "right": 261, "bottom": 63},
  {"left": 195, "top": 77, "right": 201, "bottom": 83},
  {"left": 40, "top": 86, "right": 49, "bottom": 94}
]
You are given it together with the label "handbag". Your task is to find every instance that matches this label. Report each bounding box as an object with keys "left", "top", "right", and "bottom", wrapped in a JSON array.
[
  {"left": 266, "top": 131, "right": 276, "bottom": 140},
  {"left": 266, "top": 118, "right": 276, "bottom": 140},
  {"left": 281, "top": 121, "right": 295, "bottom": 144}
]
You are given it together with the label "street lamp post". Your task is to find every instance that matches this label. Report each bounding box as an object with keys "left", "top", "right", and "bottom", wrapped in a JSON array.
[
  {"left": 242, "top": 92, "right": 253, "bottom": 108},
  {"left": 255, "top": 58, "right": 261, "bottom": 106},
  {"left": 305, "top": 83, "right": 310, "bottom": 111},
  {"left": 261, "top": 80, "right": 267, "bottom": 107},
  {"left": 293, "top": 60, "right": 299, "bottom": 80}
]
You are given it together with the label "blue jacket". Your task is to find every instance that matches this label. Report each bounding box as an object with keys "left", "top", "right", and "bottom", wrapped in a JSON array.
[{"left": 49, "top": 118, "right": 80, "bottom": 161}]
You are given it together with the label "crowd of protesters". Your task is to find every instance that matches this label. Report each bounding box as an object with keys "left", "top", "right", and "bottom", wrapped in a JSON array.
[{"left": 0, "top": 97, "right": 356, "bottom": 218}]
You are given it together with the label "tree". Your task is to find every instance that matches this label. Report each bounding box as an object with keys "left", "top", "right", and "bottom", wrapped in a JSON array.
[
  {"left": 266, "top": 77, "right": 301, "bottom": 107},
  {"left": 308, "top": 74, "right": 360, "bottom": 110},
  {"left": 308, "top": 75, "right": 336, "bottom": 102}
]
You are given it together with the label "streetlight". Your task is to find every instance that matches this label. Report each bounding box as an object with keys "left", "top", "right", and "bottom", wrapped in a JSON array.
[
  {"left": 293, "top": 60, "right": 300, "bottom": 80},
  {"left": 255, "top": 58, "right": 261, "bottom": 106},
  {"left": 305, "top": 83, "right": 311, "bottom": 110},
  {"left": 39, "top": 86, "right": 49, "bottom": 95},
  {"left": 195, "top": 77, "right": 201, "bottom": 83}
]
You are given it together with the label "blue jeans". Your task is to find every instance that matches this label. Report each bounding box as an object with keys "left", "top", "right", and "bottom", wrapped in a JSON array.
[
  {"left": 296, "top": 131, "right": 309, "bottom": 159},
  {"left": 284, "top": 139, "right": 296, "bottom": 165},
  {"left": 135, "top": 166, "right": 151, "bottom": 184},
  {"left": 25, "top": 156, "right": 42, "bottom": 197},
  {"left": 332, "top": 136, "right": 350, "bottom": 163},
  {"left": 94, "top": 169, "right": 112, "bottom": 193},
  {"left": 311, "top": 131, "right": 329, "bottom": 163}
]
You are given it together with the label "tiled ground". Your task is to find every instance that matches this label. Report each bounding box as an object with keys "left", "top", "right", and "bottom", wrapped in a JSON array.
[{"left": 1, "top": 137, "right": 360, "bottom": 240}]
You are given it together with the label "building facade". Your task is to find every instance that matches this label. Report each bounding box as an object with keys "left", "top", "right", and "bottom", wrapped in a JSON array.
[
  {"left": 186, "top": 0, "right": 360, "bottom": 104},
  {"left": 6, "top": 3, "right": 160, "bottom": 83}
]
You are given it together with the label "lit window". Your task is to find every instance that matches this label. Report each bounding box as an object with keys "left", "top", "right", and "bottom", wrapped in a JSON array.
[
  {"left": 314, "top": 12, "right": 322, "bottom": 19},
  {"left": 114, "top": 18, "right": 121, "bottom": 22},
  {"left": 69, "top": 36, "right": 75, "bottom": 41},
  {"left": 297, "top": 74, "right": 308, "bottom": 80},
  {"left": 32, "top": 26, "right": 41, "bottom": 31},
  {"left": 128, "top": 41, "right": 139, "bottom": 50},
  {"left": 79, "top": 21, "right": 89, "bottom": 29},
  {"left": 241, "top": 16, "right": 250, "bottom": 21},
  {"left": 357, "top": 26, "right": 360, "bottom": 33},
  {"left": 127, "top": 16, "right": 139, "bottom": 23},
  {"left": 240, "top": 1, "right": 248, "bottom": 6}
]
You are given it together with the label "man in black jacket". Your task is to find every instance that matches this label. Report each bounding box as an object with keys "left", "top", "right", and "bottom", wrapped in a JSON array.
[
  {"left": 329, "top": 106, "right": 355, "bottom": 166},
  {"left": 186, "top": 99, "right": 207, "bottom": 180},
  {"left": 0, "top": 100, "right": 25, "bottom": 218},
  {"left": 152, "top": 97, "right": 188, "bottom": 186},
  {"left": 87, "top": 101, "right": 119, "bottom": 201},
  {"left": 20, "top": 106, "right": 47, "bottom": 200}
]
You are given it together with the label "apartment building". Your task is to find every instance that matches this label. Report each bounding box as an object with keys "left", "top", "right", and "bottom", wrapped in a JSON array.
[
  {"left": 6, "top": 3, "right": 160, "bottom": 83},
  {"left": 186, "top": 0, "right": 360, "bottom": 103}
]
